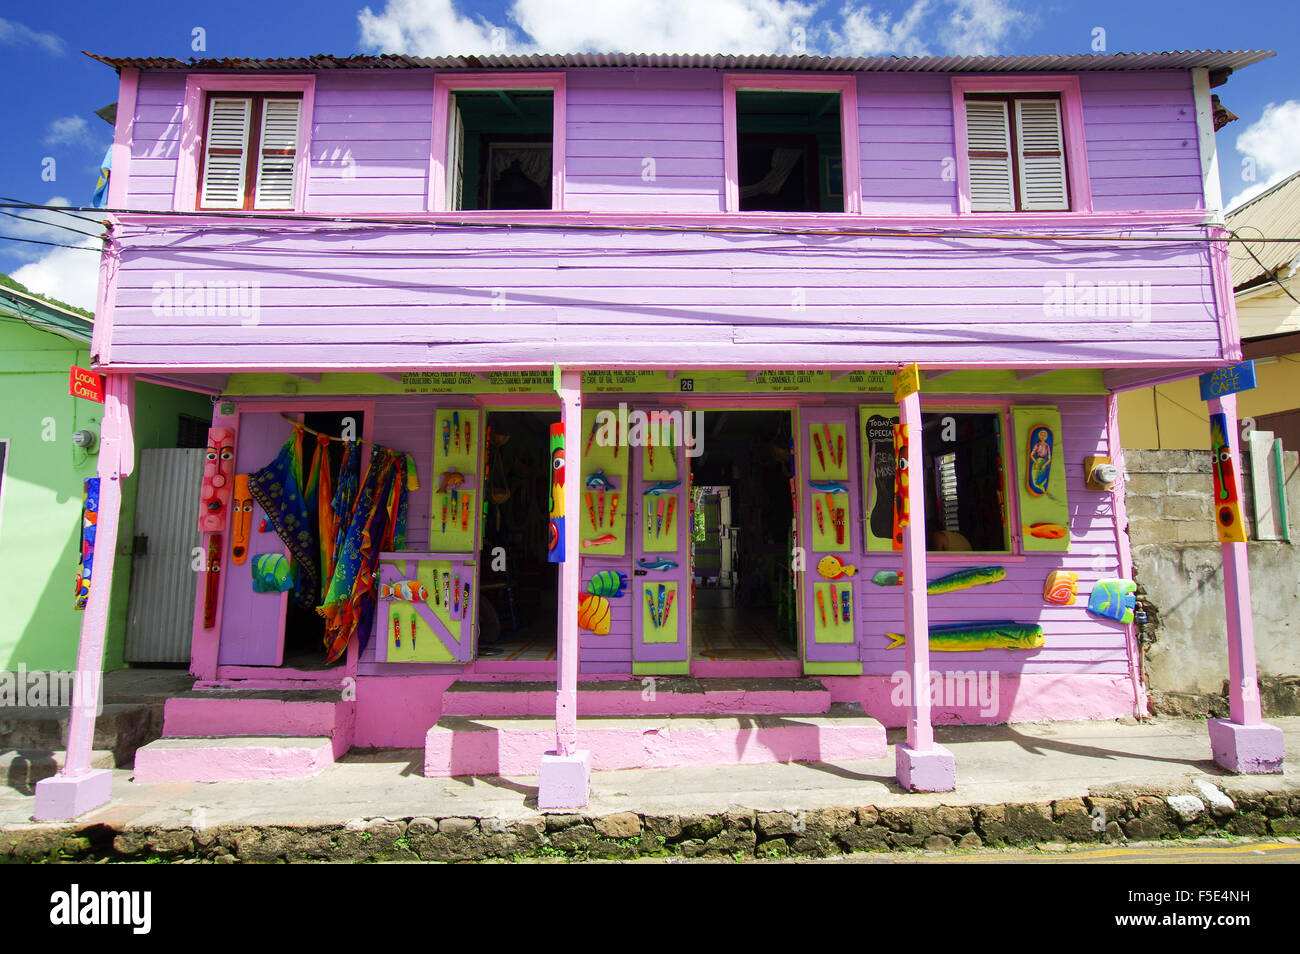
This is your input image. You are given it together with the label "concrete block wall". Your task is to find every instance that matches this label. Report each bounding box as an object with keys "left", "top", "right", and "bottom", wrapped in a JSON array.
[{"left": 1124, "top": 449, "right": 1300, "bottom": 714}]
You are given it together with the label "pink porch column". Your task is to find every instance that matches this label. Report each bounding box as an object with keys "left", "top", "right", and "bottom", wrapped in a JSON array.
[
  {"left": 538, "top": 369, "right": 590, "bottom": 808},
  {"left": 34, "top": 373, "right": 135, "bottom": 820},
  {"left": 894, "top": 388, "right": 956, "bottom": 791},
  {"left": 1204, "top": 393, "right": 1284, "bottom": 773}
]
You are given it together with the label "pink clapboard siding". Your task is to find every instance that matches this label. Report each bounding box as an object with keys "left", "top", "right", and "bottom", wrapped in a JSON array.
[
  {"left": 859, "top": 394, "right": 1128, "bottom": 676},
  {"left": 564, "top": 69, "right": 725, "bottom": 213},
  {"left": 109, "top": 219, "right": 1221, "bottom": 368},
  {"left": 121, "top": 67, "right": 1207, "bottom": 216}
]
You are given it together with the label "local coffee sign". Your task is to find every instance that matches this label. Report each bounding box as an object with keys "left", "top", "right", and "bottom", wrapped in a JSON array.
[{"left": 69, "top": 366, "right": 105, "bottom": 403}]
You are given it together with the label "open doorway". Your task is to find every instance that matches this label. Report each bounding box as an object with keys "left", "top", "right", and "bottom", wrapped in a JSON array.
[
  {"left": 690, "top": 410, "right": 798, "bottom": 663},
  {"left": 476, "top": 410, "right": 560, "bottom": 661}
]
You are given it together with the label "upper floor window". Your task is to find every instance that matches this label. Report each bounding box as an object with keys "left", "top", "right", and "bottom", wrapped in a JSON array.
[
  {"left": 431, "top": 73, "right": 566, "bottom": 212},
  {"left": 723, "top": 75, "right": 860, "bottom": 214},
  {"left": 447, "top": 89, "right": 554, "bottom": 210},
  {"left": 736, "top": 90, "right": 843, "bottom": 213},
  {"left": 198, "top": 93, "right": 303, "bottom": 210},
  {"left": 179, "top": 75, "right": 314, "bottom": 214},
  {"left": 952, "top": 75, "right": 1091, "bottom": 215},
  {"left": 963, "top": 94, "right": 1067, "bottom": 212}
]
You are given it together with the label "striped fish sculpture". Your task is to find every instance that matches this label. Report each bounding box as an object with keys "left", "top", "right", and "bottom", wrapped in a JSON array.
[
  {"left": 885, "top": 621, "right": 1045, "bottom": 651},
  {"left": 381, "top": 580, "right": 429, "bottom": 602},
  {"left": 578, "top": 593, "right": 612, "bottom": 635},
  {"left": 587, "top": 570, "right": 628, "bottom": 598},
  {"left": 1086, "top": 579, "right": 1137, "bottom": 624},
  {"left": 871, "top": 566, "right": 1004, "bottom": 594},
  {"left": 1043, "top": 570, "right": 1079, "bottom": 606}
]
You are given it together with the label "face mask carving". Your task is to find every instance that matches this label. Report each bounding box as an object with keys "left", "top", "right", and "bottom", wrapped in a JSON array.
[
  {"left": 1209, "top": 412, "right": 1246, "bottom": 544},
  {"left": 231, "top": 474, "right": 253, "bottom": 565},
  {"left": 199, "top": 427, "right": 236, "bottom": 533},
  {"left": 548, "top": 423, "right": 565, "bottom": 563}
]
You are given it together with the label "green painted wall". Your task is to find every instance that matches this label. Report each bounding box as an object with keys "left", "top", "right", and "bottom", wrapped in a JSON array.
[{"left": 0, "top": 320, "right": 211, "bottom": 671}]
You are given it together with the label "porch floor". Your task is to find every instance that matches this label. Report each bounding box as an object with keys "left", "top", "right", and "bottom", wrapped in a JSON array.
[{"left": 6, "top": 718, "right": 1296, "bottom": 829}]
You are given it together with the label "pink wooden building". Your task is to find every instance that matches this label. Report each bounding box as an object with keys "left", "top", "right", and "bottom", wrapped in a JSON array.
[{"left": 36, "top": 50, "right": 1286, "bottom": 818}]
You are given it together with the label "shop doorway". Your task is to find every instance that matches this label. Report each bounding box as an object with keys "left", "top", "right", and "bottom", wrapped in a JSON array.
[
  {"left": 690, "top": 410, "right": 798, "bottom": 664},
  {"left": 476, "top": 410, "right": 560, "bottom": 662}
]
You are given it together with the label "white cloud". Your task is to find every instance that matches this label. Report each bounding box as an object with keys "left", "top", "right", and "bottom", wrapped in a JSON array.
[
  {"left": 357, "top": 0, "right": 1027, "bottom": 57},
  {"left": 0, "top": 197, "right": 103, "bottom": 262},
  {"left": 1227, "top": 100, "right": 1300, "bottom": 211},
  {"left": 11, "top": 238, "right": 102, "bottom": 314},
  {"left": 0, "top": 17, "right": 65, "bottom": 55},
  {"left": 44, "top": 116, "right": 96, "bottom": 148}
]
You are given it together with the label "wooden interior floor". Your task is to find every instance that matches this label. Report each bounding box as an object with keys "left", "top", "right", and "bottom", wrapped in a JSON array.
[{"left": 691, "top": 587, "right": 797, "bottom": 661}]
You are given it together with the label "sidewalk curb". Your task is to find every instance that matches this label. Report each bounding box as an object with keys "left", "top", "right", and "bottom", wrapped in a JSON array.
[{"left": 4, "top": 781, "right": 1298, "bottom": 862}]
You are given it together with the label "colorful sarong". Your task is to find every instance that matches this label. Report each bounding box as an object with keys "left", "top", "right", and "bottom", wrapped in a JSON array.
[{"left": 248, "top": 427, "right": 320, "bottom": 609}]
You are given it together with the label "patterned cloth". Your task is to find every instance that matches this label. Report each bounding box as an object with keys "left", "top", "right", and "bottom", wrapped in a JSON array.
[
  {"left": 74, "top": 477, "right": 99, "bottom": 610},
  {"left": 318, "top": 448, "right": 408, "bottom": 663}
]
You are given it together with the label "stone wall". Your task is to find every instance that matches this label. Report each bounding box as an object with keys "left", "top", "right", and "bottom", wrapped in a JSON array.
[{"left": 1125, "top": 449, "right": 1300, "bottom": 715}]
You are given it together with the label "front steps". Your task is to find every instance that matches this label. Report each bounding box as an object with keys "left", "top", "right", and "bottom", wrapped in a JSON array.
[
  {"left": 132, "top": 688, "right": 354, "bottom": 783},
  {"left": 0, "top": 702, "right": 155, "bottom": 791},
  {"left": 426, "top": 678, "right": 886, "bottom": 777}
]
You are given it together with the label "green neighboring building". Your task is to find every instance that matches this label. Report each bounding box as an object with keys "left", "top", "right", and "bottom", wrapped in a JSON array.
[{"left": 0, "top": 278, "right": 211, "bottom": 672}]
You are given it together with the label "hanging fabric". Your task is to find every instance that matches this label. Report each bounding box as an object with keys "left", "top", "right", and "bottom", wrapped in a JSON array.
[{"left": 318, "top": 448, "right": 408, "bottom": 663}]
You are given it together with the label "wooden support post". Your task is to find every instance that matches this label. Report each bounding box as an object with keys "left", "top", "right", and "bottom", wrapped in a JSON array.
[
  {"left": 895, "top": 386, "right": 956, "bottom": 791},
  {"left": 538, "top": 369, "right": 590, "bottom": 807},
  {"left": 1204, "top": 393, "right": 1284, "bottom": 772},
  {"left": 34, "top": 373, "right": 135, "bottom": 820}
]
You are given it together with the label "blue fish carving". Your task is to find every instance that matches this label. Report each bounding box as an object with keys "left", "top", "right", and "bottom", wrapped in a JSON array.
[
  {"left": 644, "top": 480, "right": 681, "bottom": 496},
  {"left": 637, "top": 558, "right": 678, "bottom": 571},
  {"left": 809, "top": 480, "right": 849, "bottom": 494}
]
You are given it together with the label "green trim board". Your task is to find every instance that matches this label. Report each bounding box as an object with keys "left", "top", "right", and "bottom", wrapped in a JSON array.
[
  {"left": 802, "top": 661, "right": 863, "bottom": 675},
  {"left": 579, "top": 407, "right": 628, "bottom": 556},
  {"left": 633, "top": 660, "right": 691, "bottom": 675},
  {"left": 221, "top": 368, "right": 1107, "bottom": 398},
  {"left": 1011, "top": 406, "right": 1070, "bottom": 553}
]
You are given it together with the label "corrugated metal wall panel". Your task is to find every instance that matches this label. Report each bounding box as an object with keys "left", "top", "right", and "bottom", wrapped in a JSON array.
[{"left": 124, "top": 447, "right": 203, "bottom": 663}]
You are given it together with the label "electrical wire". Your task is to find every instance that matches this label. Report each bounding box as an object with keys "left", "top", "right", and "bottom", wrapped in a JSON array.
[
  {"left": 0, "top": 233, "right": 100, "bottom": 251},
  {"left": 0, "top": 209, "right": 106, "bottom": 241}
]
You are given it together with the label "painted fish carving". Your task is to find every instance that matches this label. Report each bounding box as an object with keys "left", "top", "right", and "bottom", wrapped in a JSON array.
[
  {"left": 585, "top": 469, "right": 616, "bottom": 491},
  {"left": 1086, "top": 579, "right": 1137, "bottom": 624},
  {"left": 808, "top": 480, "right": 849, "bottom": 494},
  {"left": 644, "top": 479, "right": 681, "bottom": 496},
  {"left": 817, "top": 555, "right": 858, "bottom": 579},
  {"left": 1043, "top": 570, "right": 1079, "bottom": 606},
  {"left": 870, "top": 566, "right": 1005, "bottom": 594},
  {"left": 587, "top": 570, "right": 628, "bottom": 598},
  {"left": 1025, "top": 522, "right": 1067, "bottom": 540},
  {"left": 582, "top": 533, "right": 618, "bottom": 548},
  {"left": 637, "top": 558, "right": 678, "bottom": 571},
  {"left": 578, "top": 593, "right": 612, "bottom": 635},
  {"left": 251, "top": 553, "right": 294, "bottom": 593},
  {"left": 885, "top": 622, "right": 1045, "bottom": 652},
  {"left": 437, "top": 470, "right": 465, "bottom": 493},
  {"left": 381, "top": 580, "right": 429, "bottom": 602}
]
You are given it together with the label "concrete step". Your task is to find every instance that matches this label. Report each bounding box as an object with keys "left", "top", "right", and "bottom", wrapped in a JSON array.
[
  {"left": 133, "top": 736, "right": 336, "bottom": 784},
  {"left": 0, "top": 748, "right": 116, "bottom": 795},
  {"left": 161, "top": 689, "right": 354, "bottom": 758},
  {"left": 441, "top": 677, "right": 834, "bottom": 717},
  {"left": 0, "top": 703, "right": 155, "bottom": 767},
  {"left": 424, "top": 702, "right": 886, "bottom": 777}
]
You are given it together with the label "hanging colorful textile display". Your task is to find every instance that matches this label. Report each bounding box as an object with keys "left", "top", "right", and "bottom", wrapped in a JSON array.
[
  {"left": 318, "top": 448, "right": 408, "bottom": 663},
  {"left": 74, "top": 477, "right": 99, "bottom": 609},
  {"left": 247, "top": 426, "right": 321, "bottom": 609}
]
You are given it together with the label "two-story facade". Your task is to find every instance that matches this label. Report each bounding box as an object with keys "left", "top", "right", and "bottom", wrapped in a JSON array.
[{"left": 33, "top": 49, "right": 1286, "bottom": 818}]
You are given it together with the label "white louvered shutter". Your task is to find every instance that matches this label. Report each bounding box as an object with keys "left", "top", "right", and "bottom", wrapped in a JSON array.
[
  {"left": 965, "top": 100, "right": 1014, "bottom": 212},
  {"left": 1015, "top": 99, "right": 1068, "bottom": 211},
  {"left": 254, "top": 98, "right": 301, "bottom": 209},
  {"left": 200, "top": 97, "right": 251, "bottom": 209}
]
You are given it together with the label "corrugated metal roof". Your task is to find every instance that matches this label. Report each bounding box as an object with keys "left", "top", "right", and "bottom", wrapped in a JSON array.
[
  {"left": 1227, "top": 169, "right": 1300, "bottom": 290},
  {"left": 85, "top": 49, "right": 1274, "bottom": 74}
]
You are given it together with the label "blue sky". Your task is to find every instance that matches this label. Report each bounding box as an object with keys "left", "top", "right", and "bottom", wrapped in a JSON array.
[{"left": 1, "top": 0, "right": 1296, "bottom": 311}]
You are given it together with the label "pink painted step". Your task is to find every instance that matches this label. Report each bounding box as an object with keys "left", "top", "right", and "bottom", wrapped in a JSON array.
[
  {"left": 424, "top": 703, "right": 886, "bottom": 777},
  {"left": 441, "top": 677, "right": 833, "bottom": 717},
  {"left": 133, "top": 736, "right": 334, "bottom": 784},
  {"left": 161, "top": 689, "right": 355, "bottom": 759}
]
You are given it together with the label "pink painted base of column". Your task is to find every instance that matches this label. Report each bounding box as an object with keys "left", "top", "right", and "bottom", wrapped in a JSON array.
[
  {"left": 895, "top": 742, "right": 956, "bottom": 793},
  {"left": 32, "top": 769, "right": 113, "bottom": 821},
  {"left": 537, "top": 750, "right": 591, "bottom": 810},
  {"left": 1207, "top": 719, "right": 1285, "bottom": 775}
]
